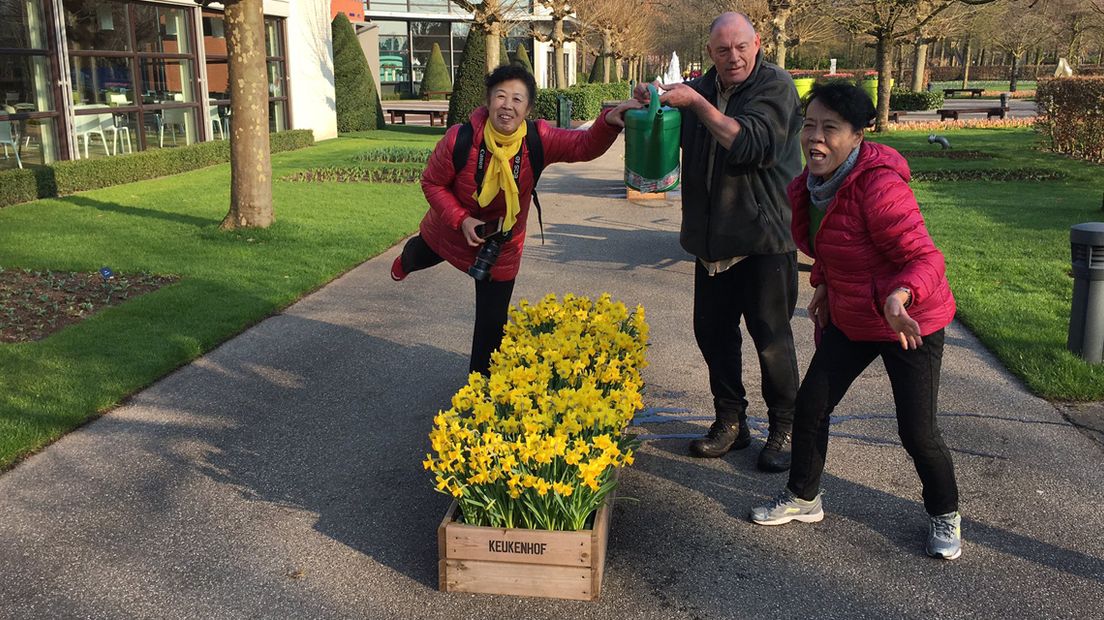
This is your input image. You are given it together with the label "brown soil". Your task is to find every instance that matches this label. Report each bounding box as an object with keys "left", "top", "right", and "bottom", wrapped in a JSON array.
[{"left": 0, "top": 269, "right": 178, "bottom": 343}]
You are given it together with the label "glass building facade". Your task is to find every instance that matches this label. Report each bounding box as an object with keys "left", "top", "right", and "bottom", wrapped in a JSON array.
[{"left": 0, "top": 0, "right": 290, "bottom": 170}]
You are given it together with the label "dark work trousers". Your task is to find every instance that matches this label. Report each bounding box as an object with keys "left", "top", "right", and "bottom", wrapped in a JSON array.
[
  {"left": 787, "top": 323, "right": 959, "bottom": 516},
  {"left": 400, "top": 235, "right": 516, "bottom": 375},
  {"left": 692, "top": 252, "right": 799, "bottom": 431}
]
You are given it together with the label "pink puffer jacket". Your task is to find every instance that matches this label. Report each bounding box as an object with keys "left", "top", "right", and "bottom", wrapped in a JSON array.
[
  {"left": 789, "top": 141, "right": 956, "bottom": 342},
  {"left": 419, "top": 106, "right": 621, "bottom": 281}
]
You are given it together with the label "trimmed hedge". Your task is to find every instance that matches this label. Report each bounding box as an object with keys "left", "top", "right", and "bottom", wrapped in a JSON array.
[
  {"left": 1036, "top": 77, "right": 1104, "bottom": 163},
  {"left": 0, "top": 129, "right": 314, "bottom": 208},
  {"left": 889, "top": 89, "right": 944, "bottom": 111},
  {"left": 514, "top": 43, "right": 534, "bottom": 75},
  {"left": 332, "top": 14, "right": 384, "bottom": 131},
  {"left": 533, "top": 82, "right": 632, "bottom": 122},
  {"left": 420, "top": 42, "right": 453, "bottom": 99},
  {"left": 448, "top": 27, "right": 487, "bottom": 126}
]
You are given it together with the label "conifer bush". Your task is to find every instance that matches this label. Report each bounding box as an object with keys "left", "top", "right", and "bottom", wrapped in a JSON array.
[
  {"left": 514, "top": 43, "right": 534, "bottom": 75},
  {"left": 419, "top": 42, "right": 453, "bottom": 99},
  {"left": 448, "top": 27, "right": 488, "bottom": 126},
  {"left": 332, "top": 14, "right": 384, "bottom": 131}
]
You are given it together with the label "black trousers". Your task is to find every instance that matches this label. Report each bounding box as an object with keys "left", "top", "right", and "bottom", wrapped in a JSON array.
[
  {"left": 693, "top": 252, "right": 799, "bottom": 430},
  {"left": 787, "top": 323, "right": 959, "bottom": 516},
  {"left": 401, "top": 235, "right": 515, "bottom": 375}
]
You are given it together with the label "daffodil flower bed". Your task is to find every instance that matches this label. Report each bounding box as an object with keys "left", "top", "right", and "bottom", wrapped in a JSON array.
[{"left": 424, "top": 293, "right": 648, "bottom": 531}]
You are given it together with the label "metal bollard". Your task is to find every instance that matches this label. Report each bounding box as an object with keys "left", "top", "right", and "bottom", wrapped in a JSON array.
[
  {"left": 1068, "top": 222, "right": 1104, "bottom": 363},
  {"left": 556, "top": 95, "right": 573, "bottom": 128}
]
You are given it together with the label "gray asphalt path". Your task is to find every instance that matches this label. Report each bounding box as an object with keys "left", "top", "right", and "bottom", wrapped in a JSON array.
[{"left": 0, "top": 136, "right": 1100, "bottom": 619}]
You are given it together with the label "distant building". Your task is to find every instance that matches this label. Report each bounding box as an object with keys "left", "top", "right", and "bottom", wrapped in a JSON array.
[
  {"left": 346, "top": 0, "right": 576, "bottom": 96},
  {"left": 0, "top": 0, "right": 337, "bottom": 170}
]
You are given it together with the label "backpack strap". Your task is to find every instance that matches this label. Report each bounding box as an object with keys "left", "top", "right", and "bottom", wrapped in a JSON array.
[{"left": 452, "top": 121, "right": 474, "bottom": 174}]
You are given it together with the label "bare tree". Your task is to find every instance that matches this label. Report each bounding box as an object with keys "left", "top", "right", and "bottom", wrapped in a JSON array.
[
  {"left": 195, "top": 0, "right": 272, "bottom": 229},
  {"left": 530, "top": 0, "right": 577, "bottom": 87},
  {"left": 447, "top": 0, "right": 524, "bottom": 72}
]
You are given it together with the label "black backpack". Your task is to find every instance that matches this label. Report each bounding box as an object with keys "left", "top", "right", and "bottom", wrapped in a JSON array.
[{"left": 452, "top": 119, "right": 546, "bottom": 241}]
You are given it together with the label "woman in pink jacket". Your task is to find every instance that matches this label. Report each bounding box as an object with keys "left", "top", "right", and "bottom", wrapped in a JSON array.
[
  {"left": 749, "top": 83, "right": 963, "bottom": 561},
  {"left": 391, "top": 65, "right": 639, "bottom": 375}
]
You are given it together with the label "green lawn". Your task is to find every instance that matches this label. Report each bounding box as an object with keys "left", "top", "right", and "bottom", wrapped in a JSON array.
[
  {"left": 0, "top": 127, "right": 445, "bottom": 470},
  {"left": 869, "top": 127, "right": 1104, "bottom": 400}
]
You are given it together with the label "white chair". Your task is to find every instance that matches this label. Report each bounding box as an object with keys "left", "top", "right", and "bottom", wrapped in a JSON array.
[
  {"left": 0, "top": 120, "right": 22, "bottom": 168},
  {"left": 158, "top": 108, "right": 191, "bottom": 147},
  {"left": 208, "top": 105, "right": 224, "bottom": 140},
  {"left": 104, "top": 116, "right": 131, "bottom": 155},
  {"left": 72, "top": 113, "right": 111, "bottom": 159}
]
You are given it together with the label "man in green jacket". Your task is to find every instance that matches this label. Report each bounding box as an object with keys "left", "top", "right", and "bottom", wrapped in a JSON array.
[{"left": 634, "top": 12, "right": 802, "bottom": 471}]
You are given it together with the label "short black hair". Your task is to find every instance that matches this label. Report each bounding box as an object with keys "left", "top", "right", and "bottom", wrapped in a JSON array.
[
  {"left": 805, "top": 82, "right": 876, "bottom": 132},
  {"left": 485, "top": 64, "right": 537, "bottom": 104}
]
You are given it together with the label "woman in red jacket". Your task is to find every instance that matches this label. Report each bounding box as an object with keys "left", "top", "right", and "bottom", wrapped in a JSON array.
[
  {"left": 390, "top": 65, "right": 640, "bottom": 375},
  {"left": 749, "top": 83, "right": 963, "bottom": 560}
]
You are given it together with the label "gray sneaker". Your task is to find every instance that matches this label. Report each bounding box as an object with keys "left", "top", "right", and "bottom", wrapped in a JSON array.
[
  {"left": 749, "top": 489, "right": 824, "bottom": 525},
  {"left": 927, "top": 511, "right": 962, "bottom": 560}
]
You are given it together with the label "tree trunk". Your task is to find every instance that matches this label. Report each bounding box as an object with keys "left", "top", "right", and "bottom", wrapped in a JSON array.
[
  {"left": 770, "top": 6, "right": 792, "bottom": 68},
  {"left": 937, "top": 38, "right": 946, "bottom": 66},
  {"left": 601, "top": 30, "right": 612, "bottom": 83},
  {"left": 874, "top": 35, "right": 893, "bottom": 132},
  {"left": 220, "top": 0, "right": 272, "bottom": 230},
  {"left": 912, "top": 37, "right": 928, "bottom": 92},
  {"left": 1009, "top": 52, "right": 1020, "bottom": 92},
  {"left": 961, "top": 38, "right": 972, "bottom": 88},
  {"left": 486, "top": 27, "right": 501, "bottom": 73},
  {"left": 552, "top": 18, "right": 566, "bottom": 88},
  {"left": 612, "top": 55, "right": 621, "bottom": 81}
]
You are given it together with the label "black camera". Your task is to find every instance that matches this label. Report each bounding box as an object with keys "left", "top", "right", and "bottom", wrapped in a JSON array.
[{"left": 468, "top": 229, "right": 511, "bottom": 281}]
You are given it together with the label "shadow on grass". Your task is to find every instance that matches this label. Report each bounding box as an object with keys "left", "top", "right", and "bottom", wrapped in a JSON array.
[{"left": 63, "top": 195, "right": 217, "bottom": 228}]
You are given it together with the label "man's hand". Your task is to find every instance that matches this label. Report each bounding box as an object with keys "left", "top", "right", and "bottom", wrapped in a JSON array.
[
  {"left": 605, "top": 98, "right": 646, "bottom": 128},
  {"left": 657, "top": 83, "right": 703, "bottom": 110},
  {"left": 808, "top": 284, "right": 829, "bottom": 328},
  {"left": 632, "top": 81, "right": 659, "bottom": 104},
  {"left": 884, "top": 290, "right": 922, "bottom": 350}
]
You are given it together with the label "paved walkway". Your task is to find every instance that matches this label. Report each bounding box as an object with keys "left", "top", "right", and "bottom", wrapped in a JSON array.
[{"left": 0, "top": 136, "right": 1100, "bottom": 619}]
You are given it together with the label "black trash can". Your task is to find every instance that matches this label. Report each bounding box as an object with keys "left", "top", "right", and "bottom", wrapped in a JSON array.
[
  {"left": 557, "top": 95, "right": 573, "bottom": 128},
  {"left": 1068, "top": 222, "right": 1104, "bottom": 363}
]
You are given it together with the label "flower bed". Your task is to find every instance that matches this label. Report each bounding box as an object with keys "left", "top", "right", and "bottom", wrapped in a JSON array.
[{"left": 426, "top": 293, "right": 648, "bottom": 600}]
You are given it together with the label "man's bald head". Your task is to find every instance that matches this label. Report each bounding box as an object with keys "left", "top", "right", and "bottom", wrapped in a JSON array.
[{"left": 710, "top": 11, "right": 755, "bottom": 35}]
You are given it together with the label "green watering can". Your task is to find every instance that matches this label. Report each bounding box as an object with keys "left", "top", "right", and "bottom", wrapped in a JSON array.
[{"left": 624, "top": 84, "right": 681, "bottom": 193}]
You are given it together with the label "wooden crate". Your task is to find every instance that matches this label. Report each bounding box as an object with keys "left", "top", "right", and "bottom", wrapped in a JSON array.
[{"left": 437, "top": 496, "right": 613, "bottom": 601}]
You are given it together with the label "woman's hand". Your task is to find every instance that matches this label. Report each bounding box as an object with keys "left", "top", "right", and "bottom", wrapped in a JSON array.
[
  {"left": 884, "top": 289, "right": 922, "bottom": 349},
  {"left": 808, "top": 284, "right": 829, "bottom": 328},
  {"left": 460, "top": 216, "right": 485, "bottom": 247},
  {"left": 605, "top": 99, "right": 646, "bottom": 128}
]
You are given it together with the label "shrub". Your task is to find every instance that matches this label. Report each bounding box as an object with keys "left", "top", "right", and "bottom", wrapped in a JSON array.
[
  {"left": 588, "top": 55, "right": 604, "bottom": 83},
  {"left": 332, "top": 14, "right": 384, "bottom": 131},
  {"left": 281, "top": 165, "right": 424, "bottom": 183},
  {"left": 1036, "top": 77, "right": 1104, "bottom": 163},
  {"left": 420, "top": 42, "right": 453, "bottom": 99},
  {"left": 448, "top": 27, "right": 487, "bottom": 126},
  {"left": 0, "top": 130, "right": 314, "bottom": 208},
  {"left": 889, "top": 89, "right": 944, "bottom": 111},
  {"left": 355, "top": 146, "right": 432, "bottom": 163},
  {"left": 514, "top": 43, "right": 534, "bottom": 75},
  {"left": 533, "top": 89, "right": 560, "bottom": 122},
  {"left": 912, "top": 168, "right": 1067, "bottom": 182},
  {"left": 532, "top": 83, "right": 627, "bottom": 121}
]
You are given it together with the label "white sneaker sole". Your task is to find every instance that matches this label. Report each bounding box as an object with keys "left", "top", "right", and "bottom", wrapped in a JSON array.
[
  {"left": 928, "top": 546, "right": 962, "bottom": 560},
  {"left": 750, "top": 510, "right": 825, "bottom": 526}
]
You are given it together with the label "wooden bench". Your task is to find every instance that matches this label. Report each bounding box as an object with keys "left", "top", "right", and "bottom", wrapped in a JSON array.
[
  {"left": 943, "top": 88, "right": 984, "bottom": 98},
  {"left": 887, "top": 110, "right": 907, "bottom": 122},
  {"left": 421, "top": 91, "right": 452, "bottom": 100},
  {"left": 388, "top": 108, "right": 446, "bottom": 126},
  {"left": 936, "top": 107, "right": 1009, "bottom": 121}
]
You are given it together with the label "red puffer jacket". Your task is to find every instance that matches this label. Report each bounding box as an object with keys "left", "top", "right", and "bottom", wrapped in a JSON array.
[
  {"left": 419, "top": 106, "right": 621, "bottom": 281},
  {"left": 789, "top": 141, "right": 956, "bottom": 342}
]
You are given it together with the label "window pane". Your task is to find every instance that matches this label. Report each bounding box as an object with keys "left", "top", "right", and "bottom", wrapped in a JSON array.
[
  {"left": 264, "top": 18, "right": 283, "bottom": 57},
  {"left": 138, "top": 57, "right": 194, "bottom": 103},
  {"left": 411, "top": 21, "right": 450, "bottom": 86},
  {"left": 408, "top": 0, "right": 450, "bottom": 14},
  {"left": 0, "top": 54, "right": 55, "bottom": 112},
  {"left": 70, "top": 55, "right": 133, "bottom": 106},
  {"left": 134, "top": 4, "right": 191, "bottom": 55},
  {"left": 267, "top": 61, "right": 285, "bottom": 98},
  {"left": 0, "top": 0, "right": 49, "bottom": 49},
  {"left": 64, "top": 0, "right": 131, "bottom": 52},
  {"left": 377, "top": 21, "right": 409, "bottom": 84},
  {"left": 0, "top": 116, "right": 57, "bottom": 168},
  {"left": 368, "top": 0, "right": 408, "bottom": 11},
  {"left": 269, "top": 99, "right": 285, "bottom": 132},
  {"left": 143, "top": 107, "right": 196, "bottom": 150},
  {"left": 71, "top": 110, "right": 134, "bottom": 159},
  {"left": 205, "top": 59, "right": 228, "bottom": 100},
  {"left": 201, "top": 11, "right": 228, "bottom": 56}
]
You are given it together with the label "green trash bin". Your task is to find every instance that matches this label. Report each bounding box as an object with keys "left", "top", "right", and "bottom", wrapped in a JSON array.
[{"left": 556, "top": 95, "right": 573, "bottom": 128}]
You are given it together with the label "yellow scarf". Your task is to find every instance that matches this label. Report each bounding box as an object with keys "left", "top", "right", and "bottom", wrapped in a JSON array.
[{"left": 475, "top": 120, "right": 526, "bottom": 231}]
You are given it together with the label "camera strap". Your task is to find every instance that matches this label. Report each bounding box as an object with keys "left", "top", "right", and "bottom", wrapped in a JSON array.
[{"left": 453, "top": 120, "right": 546, "bottom": 243}]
